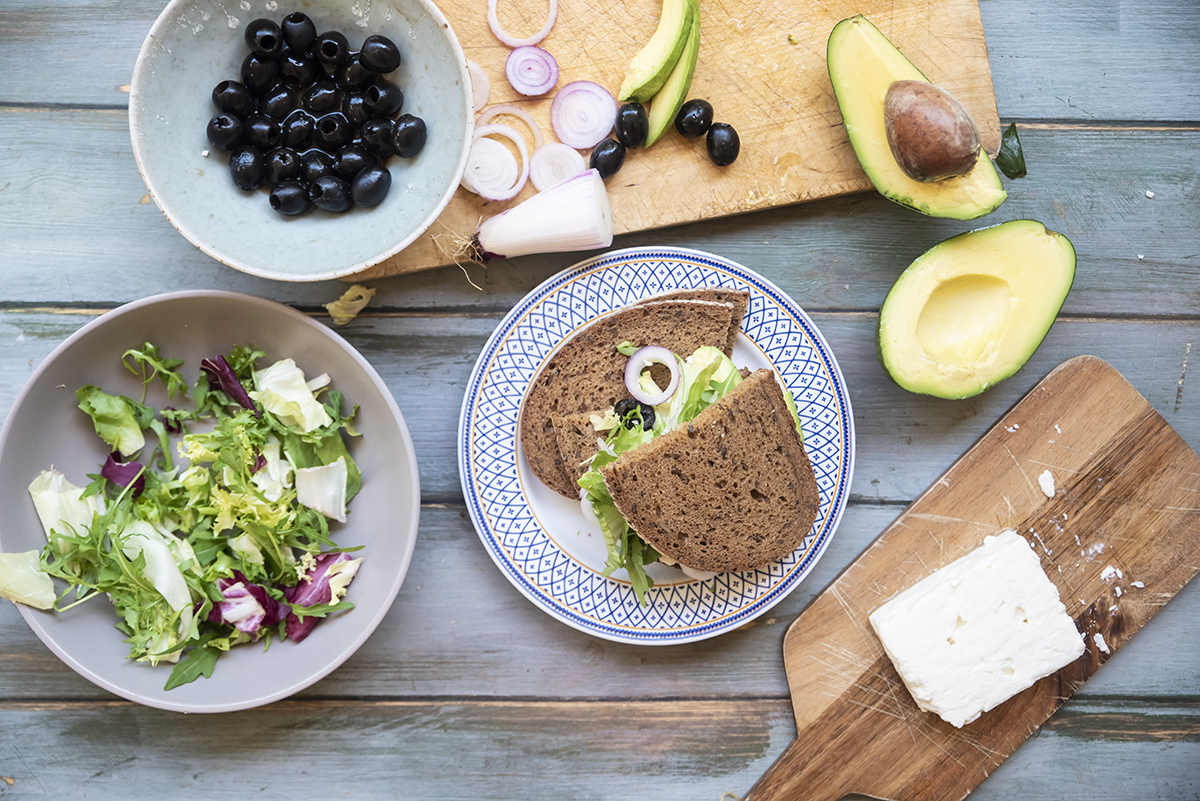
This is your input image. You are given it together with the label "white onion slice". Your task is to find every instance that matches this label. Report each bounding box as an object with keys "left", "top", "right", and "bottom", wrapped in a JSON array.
[
  {"left": 477, "top": 104, "right": 545, "bottom": 149},
  {"left": 550, "top": 80, "right": 617, "bottom": 150},
  {"left": 462, "top": 137, "right": 519, "bottom": 196},
  {"left": 467, "top": 60, "right": 490, "bottom": 112},
  {"left": 529, "top": 142, "right": 586, "bottom": 191},
  {"left": 624, "top": 346, "right": 680, "bottom": 406},
  {"left": 487, "top": 0, "right": 559, "bottom": 48},
  {"left": 505, "top": 45, "right": 559, "bottom": 96}
]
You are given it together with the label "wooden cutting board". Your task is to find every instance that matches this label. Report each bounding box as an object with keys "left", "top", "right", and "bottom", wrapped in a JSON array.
[
  {"left": 744, "top": 356, "right": 1200, "bottom": 801},
  {"left": 351, "top": 0, "right": 1000, "bottom": 280}
]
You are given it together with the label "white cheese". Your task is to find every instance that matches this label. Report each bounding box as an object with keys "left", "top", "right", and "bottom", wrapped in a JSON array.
[
  {"left": 1038, "top": 469, "right": 1056, "bottom": 498},
  {"left": 868, "top": 530, "right": 1085, "bottom": 728}
]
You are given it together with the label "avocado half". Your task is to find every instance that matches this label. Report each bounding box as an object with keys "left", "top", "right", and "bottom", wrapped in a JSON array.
[
  {"left": 877, "top": 220, "right": 1076, "bottom": 399},
  {"left": 827, "top": 15, "right": 1007, "bottom": 220}
]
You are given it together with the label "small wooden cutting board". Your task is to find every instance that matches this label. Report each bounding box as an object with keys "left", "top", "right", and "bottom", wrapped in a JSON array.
[
  {"left": 351, "top": 0, "right": 1000, "bottom": 279},
  {"left": 744, "top": 356, "right": 1200, "bottom": 801}
]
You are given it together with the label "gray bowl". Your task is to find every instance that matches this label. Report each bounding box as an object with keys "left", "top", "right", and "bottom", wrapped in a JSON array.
[
  {"left": 0, "top": 291, "right": 420, "bottom": 712},
  {"left": 129, "top": 0, "right": 473, "bottom": 281}
]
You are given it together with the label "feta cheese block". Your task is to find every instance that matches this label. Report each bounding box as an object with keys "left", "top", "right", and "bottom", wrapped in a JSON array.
[{"left": 868, "top": 529, "right": 1085, "bottom": 728}]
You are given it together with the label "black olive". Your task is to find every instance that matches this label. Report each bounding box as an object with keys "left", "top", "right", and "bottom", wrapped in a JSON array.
[
  {"left": 350, "top": 165, "right": 392, "bottom": 207},
  {"left": 613, "top": 398, "right": 655, "bottom": 430},
  {"left": 360, "top": 118, "right": 395, "bottom": 156},
  {"left": 240, "top": 53, "right": 279, "bottom": 95},
  {"left": 336, "top": 54, "right": 378, "bottom": 92},
  {"left": 589, "top": 138, "right": 626, "bottom": 179},
  {"left": 280, "top": 12, "right": 318, "bottom": 52},
  {"left": 244, "top": 18, "right": 283, "bottom": 58},
  {"left": 359, "top": 34, "right": 401, "bottom": 73},
  {"left": 341, "top": 92, "right": 371, "bottom": 127},
  {"left": 675, "top": 99, "right": 713, "bottom": 138},
  {"left": 313, "top": 31, "right": 350, "bottom": 67},
  {"left": 264, "top": 147, "right": 302, "bottom": 185},
  {"left": 258, "top": 82, "right": 299, "bottom": 120},
  {"left": 270, "top": 180, "right": 312, "bottom": 215},
  {"left": 301, "top": 79, "right": 343, "bottom": 114},
  {"left": 229, "top": 145, "right": 265, "bottom": 190},
  {"left": 280, "top": 110, "right": 315, "bottom": 150},
  {"left": 212, "top": 80, "right": 255, "bottom": 119},
  {"left": 242, "top": 113, "right": 281, "bottom": 150},
  {"left": 205, "top": 113, "right": 243, "bottom": 150},
  {"left": 301, "top": 149, "right": 337, "bottom": 184},
  {"left": 334, "top": 144, "right": 378, "bottom": 179},
  {"left": 279, "top": 53, "right": 322, "bottom": 89},
  {"left": 363, "top": 80, "right": 404, "bottom": 117},
  {"left": 390, "top": 114, "right": 427, "bottom": 158},
  {"left": 308, "top": 175, "right": 353, "bottom": 212},
  {"left": 615, "top": 102, "right": 649, "bottom": 149},
  {"left": 706, "top": 122, "right": 740, "bottom": 167},
  {"left": 313, "top": 112, "right": 355, "bottom": 152}
]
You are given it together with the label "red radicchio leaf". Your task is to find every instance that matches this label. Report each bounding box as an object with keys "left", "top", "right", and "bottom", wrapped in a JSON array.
[
  {"left": 199, "top": 354, "right": 259, "bottom": 417},
  {"left": 101, "top": 452, "right": 145, "bottom": 497},
  {"left": 283, "top": 553, "right": 353, "bottom": 642},
  {"left": 208, "top": 572, "right": 285, "bottom": 634}
]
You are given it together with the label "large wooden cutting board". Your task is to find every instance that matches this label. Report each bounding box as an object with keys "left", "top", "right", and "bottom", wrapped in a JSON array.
[
  {"left": 351, "top": 0, "right": 1000, "bottom": 280},
  {"left": 744, "top": 356, "right": 1200, "bottom": 801}
]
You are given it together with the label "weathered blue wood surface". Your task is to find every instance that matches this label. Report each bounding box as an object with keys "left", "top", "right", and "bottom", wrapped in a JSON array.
[{"left": 0, "top": 0, "right": 1197, "bottom": 798}]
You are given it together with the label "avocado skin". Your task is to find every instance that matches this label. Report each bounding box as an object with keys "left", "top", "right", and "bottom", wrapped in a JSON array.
[
  {"left": 644, "top": 10, "right": 702, "bottom": 147},
  {"left": 827, "top": 15, "right": 1007, "bottom": 220},
  {"left": 618, "top": 0, "right": 699, "bottom": 104},
  {"left": 876, "top": 220, "right": 1077, "bottom": 399}
]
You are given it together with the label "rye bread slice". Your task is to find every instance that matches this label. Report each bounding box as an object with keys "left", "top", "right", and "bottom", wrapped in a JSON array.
[
  {"left": 551, "top": 411, "right": 607, "bottom": 480},
  {"left": 600, "top": 369, "right": 819, "bottom": 573},
  {"left": 634, "top": 288, "right": 750, "bottom": 354},
  {"left": 521, "top": 297, "right": 743, "bottom": 497}
]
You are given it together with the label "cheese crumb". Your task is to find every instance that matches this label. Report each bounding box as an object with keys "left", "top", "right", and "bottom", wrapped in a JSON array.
[
  {"left": 1100, "top": 564, "right": 1123, "bottom": 582},
  {"left": 1146, "top": 190, "right": 1155, "bottom": 198},
  {"left": 1038, "top": 469, "right": 1055, "bottom": 498},
  {"left": 1093, "top": 632, "right": 1110, "bottom": 653},
  {"left": 1131, "top": 580, "right": 1145, "bottom": 588}
]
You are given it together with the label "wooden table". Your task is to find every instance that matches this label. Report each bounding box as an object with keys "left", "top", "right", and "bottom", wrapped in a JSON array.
[{"left": 1, "top": 0, "right": 1197, "bottom": 798}]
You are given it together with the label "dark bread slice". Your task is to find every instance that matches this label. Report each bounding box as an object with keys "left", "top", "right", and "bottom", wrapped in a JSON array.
[
  {"left": 600, "top": 369, "right": 819, "bottom": 573},
  {"left": 521, "top": 298, "right": 741, "bottom": 497},
  {"left": 551, "top": 411, "right": 607, "bottom": 481},
  {"left": 634, "top": 288, "right": 750, "bottom": 354}
]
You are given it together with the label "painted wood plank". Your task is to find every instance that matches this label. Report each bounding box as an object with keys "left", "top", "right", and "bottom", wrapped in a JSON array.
[
  {"left": 0, "top": 108, "right": 1196, "bottom": 315},
  {"left": 0, "top": 697, "right": 1194, "bottom": 800},
  {"left": 1, "top": 0, "right": 1196, "bottom": 123},
  {"left": 0, "top": 311, "right": 1196, "bottom": 504},
  {"left": 2, "top": 502, "right": 1197, "bottom": 701}
]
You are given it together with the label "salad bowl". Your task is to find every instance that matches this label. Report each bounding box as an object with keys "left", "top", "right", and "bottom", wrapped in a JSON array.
[{"left": 0, "top": 291, "right": 420, "bottom": 712}]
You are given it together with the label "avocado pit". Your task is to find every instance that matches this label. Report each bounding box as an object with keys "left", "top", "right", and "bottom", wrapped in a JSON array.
[{"left": 884, "top": 80, "right": 981, "bottom": 183}]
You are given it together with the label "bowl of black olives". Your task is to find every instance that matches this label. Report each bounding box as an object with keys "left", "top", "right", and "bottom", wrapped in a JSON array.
[{"left": 129, "top": 0, "right": 474, "bottom": 281}]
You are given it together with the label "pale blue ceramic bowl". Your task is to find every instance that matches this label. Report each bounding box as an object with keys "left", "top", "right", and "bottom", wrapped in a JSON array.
[{"left": 129, "top": 0, "right": 473, "bottom": 282}]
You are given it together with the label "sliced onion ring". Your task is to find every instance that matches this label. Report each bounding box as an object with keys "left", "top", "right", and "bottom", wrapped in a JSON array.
[
  {"left": 467, "top": 60, "right": 490, "bottom": 112},
  {"left": 505, "top": 45, "right": 559, "bottom": 97},
  {"left": 477, "top": 104, "right": 545, "bottom": 149},
  {"left": 625, "top": 345, "right": 680, "bottom": 406},
  {"left": 550, "top": 80, "right": 617, "bottom": 150},
  {"left": 487, "top": 0, "right": 558, "bottom": 48},
  {"left": 462, "top": 123, "right": 530, "bottom": 202},
  {"left": 529, "top": 142, "right": 586, "bottom": 191}
]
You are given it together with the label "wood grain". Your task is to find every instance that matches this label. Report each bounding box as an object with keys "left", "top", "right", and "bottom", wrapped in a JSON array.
[
  {"left": 744, "top": 356, "right": 1200, "bottom": 800},
  {"left": 352, "top": 0, "right": 1001, "bottom": 279}
]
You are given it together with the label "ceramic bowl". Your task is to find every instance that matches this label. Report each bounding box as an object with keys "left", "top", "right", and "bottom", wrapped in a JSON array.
[
  {"left": 0, "top": 291, "right": 420, "bottom": 712},
  {"left": 129, "top": 0, "right": 473, "bottom": 281}
]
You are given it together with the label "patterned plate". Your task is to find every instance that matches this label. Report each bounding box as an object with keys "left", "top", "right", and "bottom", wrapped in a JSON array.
[{"left": 458, "top": 247, "right": 855, "bottom": 644}]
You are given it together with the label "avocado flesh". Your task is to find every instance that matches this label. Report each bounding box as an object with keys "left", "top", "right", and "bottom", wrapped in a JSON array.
[
  {"left": 618, "top": 0, "right": 698, "bottom": 104},
  {"left": 827, "top": 15, "right": 1007, "bottom": 220},
  {"left": 877, "top": 220, "right": 1076, "bottom": 399},
  {"left": 645, "top": 11, "right": 701, "bottom": 146}
]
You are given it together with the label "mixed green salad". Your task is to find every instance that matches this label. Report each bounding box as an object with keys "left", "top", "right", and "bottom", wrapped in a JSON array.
[
  {"left": 579, "top": 344, "right": 802, "bottom": 605},
  {"left": 0, "top": 342, "right": 363, "bottom": 689}
]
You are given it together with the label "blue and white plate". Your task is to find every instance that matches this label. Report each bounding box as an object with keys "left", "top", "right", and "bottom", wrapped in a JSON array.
[{"left": 458, "top": 247, "right": 855, "bottom": 644}]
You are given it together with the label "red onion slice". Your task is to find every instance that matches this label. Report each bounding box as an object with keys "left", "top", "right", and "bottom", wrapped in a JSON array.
[
  {"left": 477, "top": 104, "right": 545, "bottom": 149},
  {"left": 487, "top": 0, "right": 558, "bottom": 48},
  {"left": 505, "top": 46, "right": 559, "bottom": 97},
  {"left": 529, "top": 142, "right": 586, "bottom": 191},
  {"left": 624, "top": 346, "right": 680, "bottom": 406},
  {"left": 463, "top": 123, "right": 529, "bottom": 201},
  {"left": 467, "top": 60, "right": 490, "bottom": 112},
  {"left": 550, "top": 81, "right": 618, "bottom": 150}
]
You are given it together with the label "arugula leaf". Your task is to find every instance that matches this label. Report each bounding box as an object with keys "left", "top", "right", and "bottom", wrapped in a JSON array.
[
  {"left": 122, "top": 342, "right": 188, "bottom": 401},
  {"left": 164, "top": 638, "right": 221, "bottom": 690}
]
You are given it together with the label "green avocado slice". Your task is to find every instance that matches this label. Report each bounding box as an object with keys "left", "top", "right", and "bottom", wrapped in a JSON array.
[
  {"left": 644, "top": 10, "right": 701, "bottom": 147},
  {"left": 876, "top": 220, "right": 1076, "bottom": 399},
  {"left": 617, "top": 0, "right": 699, "bottom": 104},
  {"left": 827, "top": 15, "right": 1007, "bottom": 220}
]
